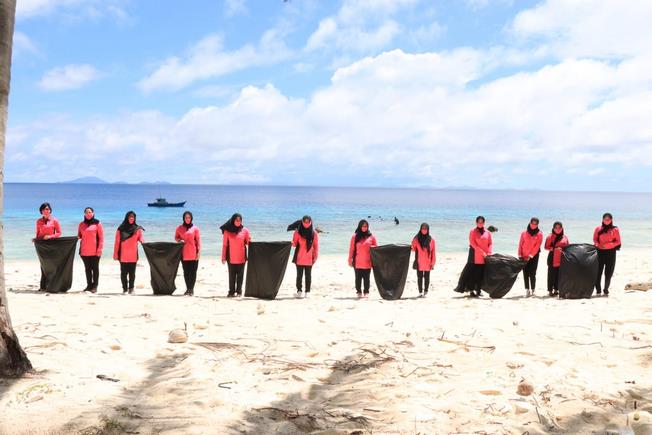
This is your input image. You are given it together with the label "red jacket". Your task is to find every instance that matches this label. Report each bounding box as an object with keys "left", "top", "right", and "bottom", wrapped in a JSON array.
[
  {"left": 544, "top": 233, "right": 569, "bottom": 267},
  {"left": 175, "top": 225, "right": 201, "bottom": 261},
  {"left": 113, "top": 229, "right": 144, "bottom": 263},
  {"left": 222, "top": 228, "right": 250, "bottom": 264},
  {"left": 518, "top": 230, "right": 543, "bottom": 259},
  {"left": 36, "top": 217, "right": 62, "bottom": 240},
  {"left": 348, "top": 234, "right": 378, "bottom": 269},
  {"left": 78, "top": 222, "right": 104, "bottom": 257},
  {"left": 469, "top": 229, "right": 492, "bottom": 264},
  {"left": 593, "top": 226, "right": 621, "bottom": 250},
  {"left": 292, "top": 230, "right": 319, "bottom": 266},
  {"left": 411, "top": 237, "right": 436, "bottom": 271}
]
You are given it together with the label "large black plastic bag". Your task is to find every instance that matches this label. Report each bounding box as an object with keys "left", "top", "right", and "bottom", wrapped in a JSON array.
[
  {"left": 454, "top": 247, "right": 475, "bottom": 293},
  {"left": 370, "top": 244, "right": 411, "bottom": 300},
  {"left": 142, "top": 242, "right": 183, "bottom": 295},
  {"left": 558, "top": 244, "right": 598, "bottom": 299},
  {"left": 33, "top": 236, "right": 78, "bottom": 293},
  {"left": 245, "top": 242, "right": 292, "bottom": 300},
  {"left": 481, "top": 254, "right": 527, "bottom": 299}
]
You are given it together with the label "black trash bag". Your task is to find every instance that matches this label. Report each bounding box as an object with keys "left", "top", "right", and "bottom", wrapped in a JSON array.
[
  {"left": 33, "top": 236, "right": 78, "bottom": 293},
  {"left": 142, "top": 242, "right": 183, "bottom": 295},
  {"left": 244, "top": 242, "right": 292, "bottom": 300},
  {"left": 481, "top": 254, "right": 528, "bottom": 299},
  {"left": 558, "top": 244, "right": 598, "bottom": 299},
  {"left": 454, "top": 247, "right": 476, "bottom": 293},
  {"left": 370, "top": 244, "right": 411, "bottom": 300}
]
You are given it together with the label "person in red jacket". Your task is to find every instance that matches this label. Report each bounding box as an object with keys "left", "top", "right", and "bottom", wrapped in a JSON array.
[
  {"left": 35, "top": 202, "right": 62, "bottom": 290},
  {"left": 78, "top": 207, "right": 103, "bottom": 293},
  {"left": 289, "top": 215, "right": 319, "bottom": 299},
  {"left": 411, "top": 223, "right": 436, "bottom": 298},
  {"left": 348, "top": 219, "right": 378, "bottom": 298},
  {"left": 467, "top": 216, "right": 492, "bottom": 297},
  {"left": 221, "top": 213, "right": 250, "bottom": 297},
  {"left": 518, "top": 217, "right": 543, "bottom": 297},
  {"left": 593, "top": 212, "right": 622, "bottom": 296},
  {"left": 113, "top": 211, "right": 144, "bottom": 294},
  {"left": 544, "top": 221, "right": 569, "bottom": 296},
  {"left": 175, "top": 211, "right": 201, "bottom": 296}
]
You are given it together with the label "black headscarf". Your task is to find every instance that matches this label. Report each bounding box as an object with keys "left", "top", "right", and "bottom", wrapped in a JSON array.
[
  {"left": 551, "top": 221, "right": 564, "bottom": 246},
  {"left": 118, "top": 211, "right": 144, "bottom": 241},
  {"left": 475, "top": 216, "right": 485, "bottom": 235},
  {"left": 526, "top": 217, "right": 540, "bottom": 236},
  {"left": 220, "top": 213, "right": 243, "bottom": 234},
  {"left": 598, "top": 212, "right": 616, "bottom": 235},
  {"left": 182, "top": 211, "right": 193, "bottom": 229},
  {"left": 416, "top": 223, "right": 431, "bottom": 252},
  {"left": 288, "top": 216, "right": 315, "bottom": 251},
  {"left": 83, "top": 207, "right": 100, "bottom": 225},
  {"left": 355, "top": 219, "right": 371, "bottom": 242}
]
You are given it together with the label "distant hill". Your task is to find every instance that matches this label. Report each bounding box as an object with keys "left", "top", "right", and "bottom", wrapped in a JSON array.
[
  {"left": 139, "top": 181, "right": 172, "bottom": 185},
  {"left": 63, "top": 176, "right": 108, "bottom": 184}
]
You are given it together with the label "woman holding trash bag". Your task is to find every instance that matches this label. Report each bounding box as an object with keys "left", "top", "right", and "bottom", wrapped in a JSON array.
[
  {"left": 175, "top": 211, "right": 201, "bottom": 296},
  {"left": 593, "top": 213, "right": 621, "bottom": 296},
  {"left": 288, "top": 215, "right": 319, "bottom": 299},
  {"left": 78, "top": 207, "right": 104, "bottom": 293},
  {"left": 411, "top": 223, "right": 436, "bottom": 298},
  {"left": 35, "top": 202, "right": 62, "bottom": 291},
  {"left": 518, "top": 217, "right": 543, "bottom": 297},
  {"left": 348, "top": 219, "right": 378, "bottom": 298},
  {"left": 467, "top": 216, "right": 492, "bottom": 297},
  {"left": 221, "top": 213, "right": 250, "bottom": 297},
  {"left": 544, "top": 221, "right": 569, "bottom": 297},
  {"left": 113, "top": 211, "right": 144, "bottom": 295}
]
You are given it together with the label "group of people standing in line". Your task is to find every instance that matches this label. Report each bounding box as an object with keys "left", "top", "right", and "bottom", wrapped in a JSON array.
[{"left": 34, "top": 202, "right": 621, "bottom": 298}]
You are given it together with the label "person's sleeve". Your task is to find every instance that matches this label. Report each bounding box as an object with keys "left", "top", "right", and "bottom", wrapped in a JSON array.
[
  {"left": 174, "top": 227, "right": 182, "bottom": 242},
  {"left": 52, "top": 219, "right": 62, "bottom": 238},
  {"left": 77, "top": 223, "right": 82, "bottom": 240},
  {"left": 245, "top": 229, "right": 251, "bottom": 245},
  {"left": 35, "top": 220, "right": 40, "bottom": 238},
  {"left": 313, "top": 232, "right": 319, "bottom": 262},
  {"left": 97, "top": 223, "right": 104, "bottom": 256},
  {"left": 348, "top": 235, "right": 355, "bottom": 266},
  {"left": 221, "top": 233, "right": 228, "bottom": 262},
  {"left": 593, "top": 227, "right": 599, "bottom": 246},
  {"left": 530, "top": 233, "right": 543, "bottom": 257},
  {"left": 487, "top": 233, "right": 493, "bottom": 255},
  {"left": 544, "top": 235, "right": 552, "bottom": 251},
  {"left": 138, "top": 229, "right": 144, "bottom": 243},
  {"left": 292, "top": 231, "right": 299, "bottom": 247},
  {"left": 113, "top": 230, "right": 120, "bottom": 260},
  {"left": 431, "top": 239, "right": 436, "bottom": 267},
  {"left": 604, "top": 228, "right": 621, "bottom": 249},
  {"left": 371, "top": 235, "right": 378, "bottom": 247},
  {"left": 196, "top": 228, "right": 201, "bottom": 254},
  {"left": 411, "top": 238, "right": 417, "bottom": 251}
]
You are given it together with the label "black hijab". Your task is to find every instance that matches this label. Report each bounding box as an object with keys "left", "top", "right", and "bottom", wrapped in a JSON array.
[
  {"left": 118, "top": 211, "right": 144, "bottom": 241},
  {"left": 288, "top": 216, "right": 315, "bottom": 251},
  {"left": 551, "top": 221, "right": 564, "bottom": 246},
  {"left": 526, "top": 218, "right": 540, "bottom": 236},
  {"left": 182, "top": 211, "right": 193, "bottom": 229},
  {"left": 221, "top": 213, "right": 243, "bottom": 234},
  {"left": 416, "top": 223, "right": 432, "bottom": 252},
  {"left": 475, "top": 216, "right": 485, "bottom": 235},
  {"left": 598, "top": 213, "right": 616, "bottom": 235},
  {"left": 355, "top": 219, "right": 371, "bottom": 242},
  {"left": 83, "top": 207, "right": 100, "bottom": 225}
]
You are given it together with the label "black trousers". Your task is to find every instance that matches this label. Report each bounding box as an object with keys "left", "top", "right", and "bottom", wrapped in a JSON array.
[
  {"left": 416, "top": 270, "right": 430, "bottom": 293},
  {"left": 81, "top": 255, "right": 100, "bottom": 289},
  {"left": 469, "top": 264, "right": 485, "bottom": 292},
  {"left": 228, "top": 263, "right": 245, "bottom": 295},
  {"left": 40, "top": 268, "right": 47, "bottom": 290},
  {"left": 354, "top": 268, "right": 371, "bottom": 294},
  {"left": 596, "top": 249, "right": 617, "bottom": 292},
  {"left": 523, "top": 253, "right": 540, "bottom": 290},
  {"left": 182, "top": 260, "right": 199, "bottom": 291},
  {"left": 296, "top": 265, "right": 312, "bottom": 292},
  {"left": 120, "top": 262, "right": 136, "bottom": 290},
  {"left": 547, "top": 266, "right": 559, "bottom": 293}
]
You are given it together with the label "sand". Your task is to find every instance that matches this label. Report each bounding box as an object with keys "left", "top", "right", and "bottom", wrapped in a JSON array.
[{"left": 1, "top": 250, "right": 651, "bottom": 435}]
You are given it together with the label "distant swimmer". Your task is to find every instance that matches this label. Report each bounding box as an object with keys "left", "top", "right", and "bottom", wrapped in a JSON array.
[{"left": 394, "top": 216, "right": 399, "bottom": 225}]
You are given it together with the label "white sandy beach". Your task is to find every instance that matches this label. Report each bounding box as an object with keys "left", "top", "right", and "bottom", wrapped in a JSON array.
[{"left": 1, "top": 250, "right": 651, "bottom": 434}]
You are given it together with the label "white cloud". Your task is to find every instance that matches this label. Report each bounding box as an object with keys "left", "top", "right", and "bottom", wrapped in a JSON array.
[
  {"left": 12, "top": 32, "right": 40, "bottom": 57},
  {"left": 225, "top": 0, "right": 248, "bottom": 17},
  {"left": 38, "top": 64, "right": 102, "bottom": 91},
  {"left": 17, "top": 0, "right": 129, "bottom": 21}
]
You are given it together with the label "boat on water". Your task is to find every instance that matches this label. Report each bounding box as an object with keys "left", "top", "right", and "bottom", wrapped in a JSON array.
[{"left": 147, "top": 198, "right": 186, "bottom": 208}]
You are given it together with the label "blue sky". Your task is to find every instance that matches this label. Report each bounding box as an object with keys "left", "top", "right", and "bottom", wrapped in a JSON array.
[{"left": 7, "top": 0, "right": 652, "bottom": 191}]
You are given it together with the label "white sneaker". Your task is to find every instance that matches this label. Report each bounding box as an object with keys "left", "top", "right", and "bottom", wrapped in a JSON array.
[
  {"left": 422, "top": 292, "right": 428, "bottom": 298},
  {"left": 295, "top": 291, "right": 302, "bottom": 299},
  {"left": 526, "top": 289, "right": 531, "bottom": 297},
  {"left": 304, "top": 292, "right": 309, "bottom": 299}
]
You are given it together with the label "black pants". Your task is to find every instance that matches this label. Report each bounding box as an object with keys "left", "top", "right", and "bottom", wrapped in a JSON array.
[
  {"left": 81, "top": 255, "right": 100, "bottom": 289},
  {"left": 296, "top": 265, "right": 312, "bottom": 292},
  {"left": 469, "top": 264, "right": 485, "bottom": 293},
  {"left": 120, "top": 262, "right": 136, "bottom": 291},
  {"left": 354, "top": 268, "right": 371, "bottom": 294},
  {"left": 523, "top": 253, "right": 540, "bottom": 290},
  {"left": 596, "top": 249, "right": 617, "bottom": 293},
  {"left": 182, "top": 260, "right": 199, "bottom": 291},
  {"left": 40, "top": 268, "right": 47, "bottom": 290},
  {"left": 547, "top": 266, "right": 559, "bottom": 293},
  {"left": 416, "top": 270, "right": 430, "bottom": 293},
  {"left": 228, "top": 263, "right": 245, "bottom": 295}
]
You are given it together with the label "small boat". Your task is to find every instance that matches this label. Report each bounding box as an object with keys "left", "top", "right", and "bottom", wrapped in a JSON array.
[{"left": 147, "top": 198, "right": 186, "bottom": 208}]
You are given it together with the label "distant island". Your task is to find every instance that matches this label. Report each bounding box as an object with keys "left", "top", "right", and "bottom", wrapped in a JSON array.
[{"left": 62, "top": 177, "right": 170, "bottom": 185}]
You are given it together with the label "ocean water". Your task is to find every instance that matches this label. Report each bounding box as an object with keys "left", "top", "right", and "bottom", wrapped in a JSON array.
[{"left": 2, "top": 183, "right": 651, "bottom": 261}]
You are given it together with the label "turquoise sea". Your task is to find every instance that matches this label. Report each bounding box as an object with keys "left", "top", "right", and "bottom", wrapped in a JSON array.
[{"left": 2, "top": 183, "right": 651, "bottom": 260}]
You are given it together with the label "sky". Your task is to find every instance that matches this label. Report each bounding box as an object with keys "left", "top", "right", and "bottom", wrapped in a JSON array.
[{"left": 6, "top": 0, "right": 652, "bottom": 191}]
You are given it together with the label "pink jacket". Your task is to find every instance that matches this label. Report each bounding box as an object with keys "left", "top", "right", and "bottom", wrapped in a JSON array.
[
  {"left": 175, "top": 225, "right": 201, "bottom": 261},
  {"left": 545, "top": 233, "right": 569, "bottom": 268},
  {"left": 35, "top": 217, "right": 62, "bottom": 240},
  {"left": 518, "top": 231, "right": 543, "bottom": 259},
  {"left": 469, "top": 229, "right": 492, "bottom": 264},
  {"left": 78, "top": 222, "right": 104, "bottom": 257},
  {"left": 292, "top": 230, "right": 319, "bottom": 266},
  {"left": 348, "top": 234, "right": 378, "bottom": 269},
  {"left": 222, "top": 228, "right": 250, "bottom": 264},
  {"left": 113, "top": 229, "right": 144, "bottom": 263},
  {"left": 411, "top": 237, "right": 436, "bottom": 271},
  {"left": 593, "top": 226, "right": 621, "bottom": 250}
]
